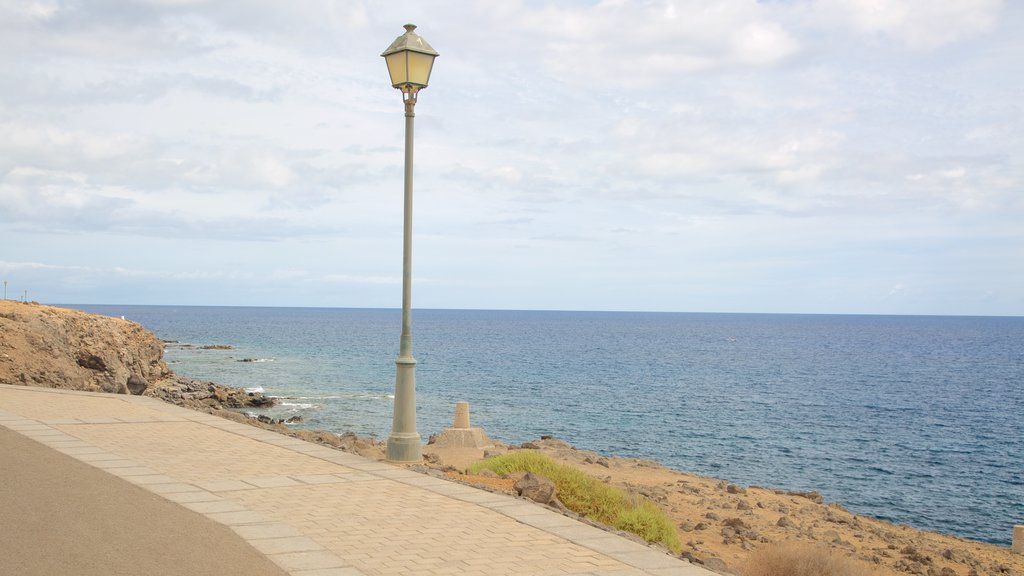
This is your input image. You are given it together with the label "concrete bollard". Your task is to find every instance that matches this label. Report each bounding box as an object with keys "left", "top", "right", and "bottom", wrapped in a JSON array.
[
  {"left": 432, "top": 401, "right": 491, "bottom": 450},
  {"left": 453, "top": 401, "right": 470, "bottom": 429},
  {"left": 1014, "top": 525, "right": 1024, "bottom": 554}
]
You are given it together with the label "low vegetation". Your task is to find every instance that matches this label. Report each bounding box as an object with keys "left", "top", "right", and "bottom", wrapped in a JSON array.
[
  {"left": 742, "top": 542, "right": 878, "bottom": 576},
  {"left": 469, "top": 451, "right": 681, "bottom": 554}
]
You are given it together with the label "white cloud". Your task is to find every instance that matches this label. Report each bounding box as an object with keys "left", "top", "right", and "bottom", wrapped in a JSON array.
[
  {"left": 323, "top": 274, "right": 401, "bottom": 285},
  {"left": 483, "top": 0, "right": 799, "bottom": 86},
  {"left": 0, "top": 260, "right": 250, "bottom": 281},
  {"left": 490, "top": 166, "right": 523, "bottom": 183},
  {"left": 811, "top": 0, "right": 1004, "bottom": 49}
]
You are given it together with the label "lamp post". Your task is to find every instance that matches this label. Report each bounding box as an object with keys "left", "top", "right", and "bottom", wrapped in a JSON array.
[{"left": 382, "top": 24, "right": 439, "bottom": 463}]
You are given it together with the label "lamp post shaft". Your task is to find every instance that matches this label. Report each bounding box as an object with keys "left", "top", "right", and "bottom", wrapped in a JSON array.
[
  {"left": 401, "top": 101, "right": 415, "bottom": 355},
  {"left": 386, "top": 97, "right": 422, "bottom": 462}
]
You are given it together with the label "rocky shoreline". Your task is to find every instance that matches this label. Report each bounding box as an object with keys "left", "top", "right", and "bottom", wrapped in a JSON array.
[
  {"left": 0, "top": 300, "right": 277, "bottom": 412},
  {"left": 1, "top": 301, "right": 1020, "bottom": 576}
]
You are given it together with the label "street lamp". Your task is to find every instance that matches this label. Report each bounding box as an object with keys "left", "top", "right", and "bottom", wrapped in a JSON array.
[{"left": 382, "top": 24, "right": 439, "bottom": 463}]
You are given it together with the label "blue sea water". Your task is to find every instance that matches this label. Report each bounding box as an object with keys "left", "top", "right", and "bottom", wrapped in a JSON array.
[{"left": 70, "top": 305, "right": 1023, "bottom": 546}]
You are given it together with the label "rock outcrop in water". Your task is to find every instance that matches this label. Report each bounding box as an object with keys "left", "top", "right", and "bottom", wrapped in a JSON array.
[{"left": 0, "top": 300, "right": 274, "bottom": 410}]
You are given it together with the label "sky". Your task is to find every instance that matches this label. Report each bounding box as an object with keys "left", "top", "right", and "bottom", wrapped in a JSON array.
[{"left": 1, "top": 0, "right": 1021, "bottom": 316}]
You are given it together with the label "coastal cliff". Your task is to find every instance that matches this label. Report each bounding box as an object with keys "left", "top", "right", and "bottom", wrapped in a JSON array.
[{"left": 0, "top": 300, "right": 273, "bottom": 410}]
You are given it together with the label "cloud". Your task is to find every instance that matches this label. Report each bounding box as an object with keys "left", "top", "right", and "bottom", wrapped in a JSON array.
[
  {"left": 810, "top": 0, "right": 1004, "bottom": 49},
  {"left": 0, "top": 260, "right": 251, "bottom": 281},
  {"left": 1, "top": 1, "right": 1021, "bottom": 314},
  {"left": 322, "top": 274, "right": 401, "bottom": 285},
  {"left": 0, "top": 0, "right": 372, "bottom": 62},
  {"left": 476, "top": 0, "right": 799, "bottom": 86}
]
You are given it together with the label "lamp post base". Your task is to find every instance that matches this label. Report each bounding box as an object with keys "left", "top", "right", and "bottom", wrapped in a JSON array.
[
  {"left": 386, "top": 356, "right": 421, "bottom": 463},
  {"left": 386, "top": 432, "right": 422, "bottom": 463}
]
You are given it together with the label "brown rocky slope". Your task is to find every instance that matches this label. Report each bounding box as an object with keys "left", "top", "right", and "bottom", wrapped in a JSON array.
[
  {"left": 492, "top": 438, "right": 1022, "bottom": 576},
  {"left": 0, "top": 300, "right": 274, "bottom": 410}
]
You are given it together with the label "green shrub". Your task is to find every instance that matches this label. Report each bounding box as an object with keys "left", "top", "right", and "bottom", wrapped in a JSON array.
[{"left": 469, "top": 451, "right": 681, "bottom": 553}]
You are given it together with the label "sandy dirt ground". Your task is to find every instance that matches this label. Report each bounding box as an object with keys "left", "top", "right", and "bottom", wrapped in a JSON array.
[{"left": 429, "top": 438, "right": 1023, "bottom": 576}]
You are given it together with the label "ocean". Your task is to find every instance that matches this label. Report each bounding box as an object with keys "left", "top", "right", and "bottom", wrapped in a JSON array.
[{"left": 70, "top": 305, "right": 1023, "bottom": 546}]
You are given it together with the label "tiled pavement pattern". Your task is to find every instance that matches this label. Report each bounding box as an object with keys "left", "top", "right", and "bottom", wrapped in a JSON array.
[{"left": 0, "top": 384, "right": 713, "bottom": 576}]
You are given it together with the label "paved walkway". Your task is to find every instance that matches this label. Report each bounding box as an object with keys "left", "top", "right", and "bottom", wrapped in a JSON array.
[{"left": 0, "top": 384, "right": 712, "bottom": 576}]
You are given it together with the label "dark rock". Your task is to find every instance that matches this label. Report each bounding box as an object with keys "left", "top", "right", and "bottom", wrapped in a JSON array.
[
  {"left": 726, "top": 484, "right": 746, "bottom": 494},
  {"left": 902, "top": 546, "right": 932, "bottom": 565},
  {"left": 790, "top": 490, "right": 825, "bottom": 504},
  {"left": 776, "top": 515, "right": 795, "bottom": 528},
  {"left": 703, "top": 557, "right": 729, "bottom": 573},
  {"left": 514, "top": 472, "right": 559, "bottom": 506},
  {"left": 247, "top": 394, "right": 276, "bottom": 408},
  {"left": 76, "top": 353, "right": 107, "bottom": 371},
  {"left": 723, "top": 518, "right": 748, "bottom": 529},
  {"left": 705, "top": 512, "right": 721, "bottom": 521},
  {"left": 736, "top": 500, "right": 752, "bottom": 510},
  {"left": 520, "top": 442, "right": 540, "bottom": 449},
  {"left": 126, "top": 374, "right": 148, "bottom": 395},
  {"left": 200, "top": 344, "right": 234, "bottom": 350},
  {"left": 284, "top": 415, "right": 303, "bottom": 423}
]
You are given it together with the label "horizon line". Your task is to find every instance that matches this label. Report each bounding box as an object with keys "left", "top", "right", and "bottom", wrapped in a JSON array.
[{"left": 40, "top": 301, "right": 1024, "bottom": 320}]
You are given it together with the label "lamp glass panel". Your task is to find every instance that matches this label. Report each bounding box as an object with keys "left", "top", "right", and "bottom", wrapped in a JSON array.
[
  {"left": 385, "top": 52, "right": 407, "bottom": 87},
  {"left": 406, "top": 51, "right": 435, "bottom": 86}
]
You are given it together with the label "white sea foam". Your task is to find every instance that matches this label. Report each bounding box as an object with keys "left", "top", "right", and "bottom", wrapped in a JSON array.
[
  {"left": 309, "top": 392, "right": 394, "bottom": 401},
  {"left": 244, "top": 386, "right": 264, "bottom": 394}
]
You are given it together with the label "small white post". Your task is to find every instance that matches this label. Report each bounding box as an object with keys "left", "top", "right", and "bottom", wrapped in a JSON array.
[{"left": 1013, "top": 525, "right": 1023, "bottom": 554}]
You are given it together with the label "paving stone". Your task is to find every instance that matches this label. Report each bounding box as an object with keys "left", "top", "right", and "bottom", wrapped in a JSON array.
[
  {"left": 184, "top": 499, "right": 247, "bottom": 514},
  {"left": 291, "top": 568, "right": 366, "bottom": 576},
  {"left": 268, "top": 550, "right": 348, "bottom": 571},
  {"left": 232, "top": 523, "right": 303, "bottom": 540},
  {"left": 248, "top": 536, "right": 323, "bottom": 554},
  {"left": 240, "top": 476, "right": 302, "bottom": 488},
  {"left": 206, "top": 510, "right": 266, "bottom": 525}
]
